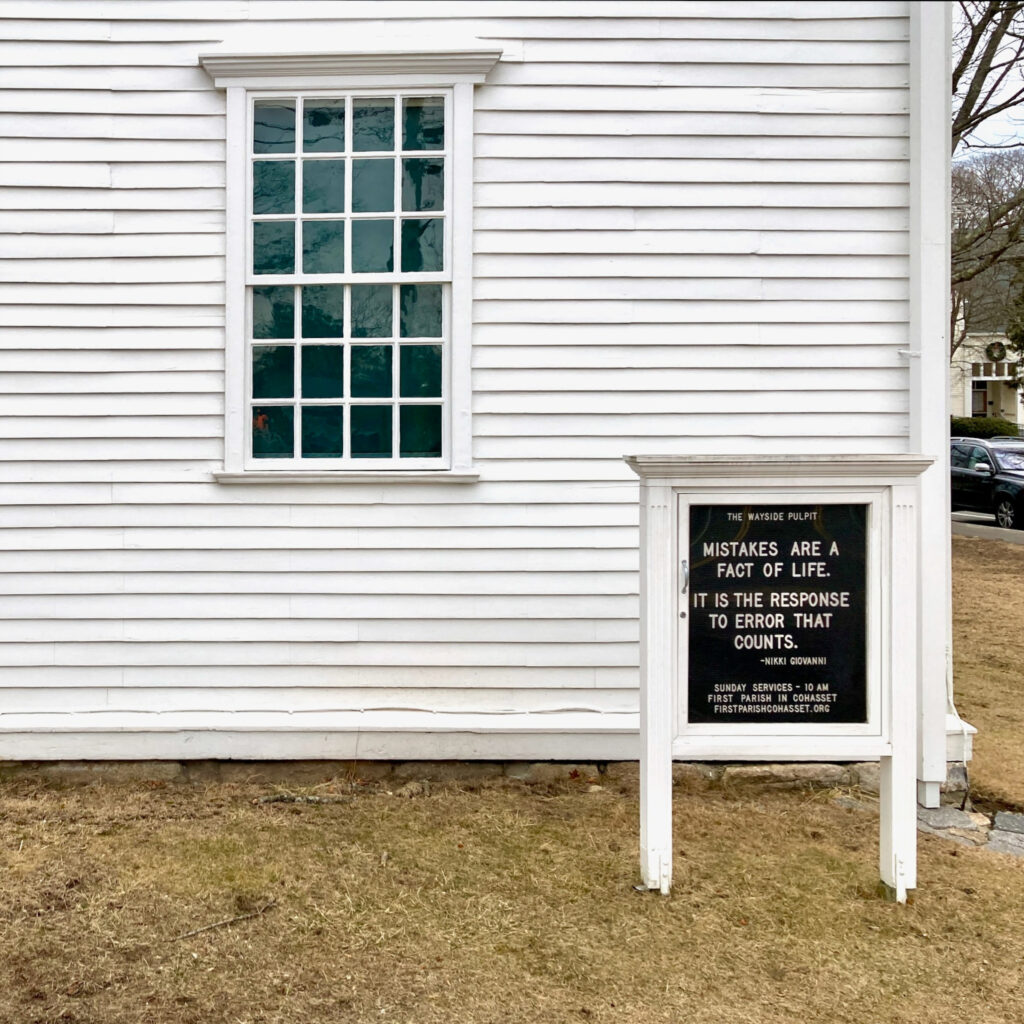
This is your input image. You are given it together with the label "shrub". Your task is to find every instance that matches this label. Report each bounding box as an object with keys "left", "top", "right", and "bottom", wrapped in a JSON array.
[{"left": 951, "top": 415, "right": 1021, "bottom": 439}]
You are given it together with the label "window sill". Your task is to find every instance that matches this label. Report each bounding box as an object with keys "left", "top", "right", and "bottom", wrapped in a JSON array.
[{"left": 212, "top": 470, "right": 479, "bottom": 484}]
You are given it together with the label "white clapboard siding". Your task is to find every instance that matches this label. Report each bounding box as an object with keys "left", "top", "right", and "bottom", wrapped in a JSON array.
[
  {"left": 473, "top": 323, "right": 911, "bottom": 346},
  {"left": 0, "top": 1, "right": 914, "bottom": 758},
  {"left": 476, "top": 135, "right": 911, "bottom": 160},
  {"left": 0, "top": 619, "right": 638, "bottom": 643},
  {"left": 473, "top": 344, "right": 908, "bottom": 368},
  {"left": 0, "top": 525, "right": 634, "bottom": 550},
  {"left": 0, "top": 501, "right": 636, "bottom": 528},
  {"left": 0, "top": 236, "right": 225, "bottom": 258},
  {"left": 474, "top": 231, "right": 909, "bottom": 256},
  {"left": 2, "top": 690, "right": 639, "bottom": 720},
  {"left": 484, "top": 62, "right": 912, "bottom": 89},
  {"left": 1, "top": 666, "right": 636, "bottom": 690},
  {"left": 0, "top": 593, "right": 635, "bottom": 621},
  {"left": 0, "top": 258, "right": 223, "bottom": 283}
]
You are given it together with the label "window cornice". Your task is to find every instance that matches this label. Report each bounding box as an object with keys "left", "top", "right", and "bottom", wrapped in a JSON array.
[{"left": 200, "top": 48, "right": 502, "bottom": 87}]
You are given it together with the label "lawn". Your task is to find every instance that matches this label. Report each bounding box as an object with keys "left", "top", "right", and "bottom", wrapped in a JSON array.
[
  {"left": 952, "top": 534, "right": 1024, "bottom": 807},
  {"left": 0, "top": 536, "right": 1020, "bottom": 1024}
]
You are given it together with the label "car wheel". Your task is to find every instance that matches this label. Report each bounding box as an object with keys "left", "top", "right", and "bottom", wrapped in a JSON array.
[{"left": 995, "top": 496, "right": 1019, "bottom": 529}]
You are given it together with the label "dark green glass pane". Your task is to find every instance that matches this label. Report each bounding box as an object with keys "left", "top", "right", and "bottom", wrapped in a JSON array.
[
  {"left": 254, "top": 101, "right": 295, "bottom": 154},
  {"left": 400, "top": 344, "right": 442, "bottom": 397},
  {"left": 303, "top": 100, "right": 345, "bottom": 153},
  {"left": 403, "top": 97, "right": 444, "bottom": 151},
  {"left": 352, "top": 98, "right": 394, "bottom": 152},
  {"left": 252, "top": 405, "right": 294, "bottom": 458},
  {"left": 401, "top": 158, "right": 443, "bottom": 212},
  {"left": 302, "top": 159, "right": 345, "bottom": 214},
  {"left": 401, "top": 218, "right": 443, "bottom": 272},
  {"left": 252, "top": 345, "right": 294, "bottom": 398},
  {"left": 400, "top": 405, "right": 442, "bottom": 458},
  {"left": 301, "top": 285, "right": 344, "bottom": 338},
  {"left": 351, "top": 405, "right": 392, "bottom": 458},
  {"left": 400, "top": 284, "right": 442, "bottom": 337},
  {"left": 352, "top": 158, "right": 394, "bottom": 213},
  {"left": 351, "top": 219, "right": 394, "bottom": 273},
  {"left": 253, "top": 160, "right": 294, "bottom": 215},
  {"left": 252, "top": 286, "right": 294, "bottom": 339},
  {"left": 302, "top": 220, "right": 345, "bottom": 274},
  {"left": 302, "top": 345, "right": 344, "bottom": 398},
  {"left": 351, "top": 345, "right": 392, "bottom": 398},
  {"left": 253, "top": 221, "right": 295, "bottom": 275},
  {"left": 351, "top": 284, "right": 392, "bottom": 338},
  {"left": 301, "top": 405, "right": 344, "bottom": 458}
]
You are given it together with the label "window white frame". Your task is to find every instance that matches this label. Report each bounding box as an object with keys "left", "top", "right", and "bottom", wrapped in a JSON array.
[{"left": 200, "top": 47, "right": 501, "bottom": 481}]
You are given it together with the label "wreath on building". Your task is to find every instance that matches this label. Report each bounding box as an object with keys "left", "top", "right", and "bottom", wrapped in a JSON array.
[{"left": 986, "top": 341, "right": 1008, "bottom": 361}]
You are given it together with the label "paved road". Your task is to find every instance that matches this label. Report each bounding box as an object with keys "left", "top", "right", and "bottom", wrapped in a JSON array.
[{"left": 952, "top": 511, "right": 1024, "bottom": 544}]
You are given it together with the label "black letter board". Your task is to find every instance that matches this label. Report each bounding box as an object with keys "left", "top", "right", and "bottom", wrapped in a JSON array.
[{"left": 687, "top": 504, "right": 867, "bottom": 724}]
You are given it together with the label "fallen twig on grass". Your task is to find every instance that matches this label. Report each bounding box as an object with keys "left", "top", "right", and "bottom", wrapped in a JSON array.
[
  {"left": 169, "top": 900, "right": 277, "bottom": 941},
  {"left": 253, "top": 793, "right": 353, "bottom": 805}
]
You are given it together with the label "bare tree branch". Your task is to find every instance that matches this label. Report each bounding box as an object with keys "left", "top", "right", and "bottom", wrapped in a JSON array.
[{"left": 951, "top": 3, "right": 1024, "bottom": 359}]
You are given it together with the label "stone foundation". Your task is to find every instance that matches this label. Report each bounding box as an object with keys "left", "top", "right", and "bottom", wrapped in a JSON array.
[{"left": 0, "top": 758, "right": 964, "bottom": 796}]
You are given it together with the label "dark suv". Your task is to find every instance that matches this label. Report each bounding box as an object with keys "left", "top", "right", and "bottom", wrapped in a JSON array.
[{"left": 951, "top": 437, "right": 1024, "bottom": 528}]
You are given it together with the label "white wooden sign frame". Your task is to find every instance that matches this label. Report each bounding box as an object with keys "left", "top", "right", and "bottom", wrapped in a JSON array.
[{"left": 626, "top": 455, "right": 932, "bottom": 903}]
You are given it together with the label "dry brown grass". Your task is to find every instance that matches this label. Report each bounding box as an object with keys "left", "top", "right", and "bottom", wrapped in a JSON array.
[
  {"left": 1, "top": 769, "right": 1024, "bottom": 1024},
  {"left": 953, "top": 534, "right": 1024, "bottom": 807},
  {"left": 0, "top": 537, "right": 1021, "bottom": 1023}
]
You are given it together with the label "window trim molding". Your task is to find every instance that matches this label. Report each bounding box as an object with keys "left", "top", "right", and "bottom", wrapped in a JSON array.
[
  {"left": 212, "top": 471, "right": 480, "bottom": 484},
  {"left": 199, "top": 48, "right": 502, "bottom": 86},
  {"left": 201, "top": 45, "right": 500, "bottom": 477}
]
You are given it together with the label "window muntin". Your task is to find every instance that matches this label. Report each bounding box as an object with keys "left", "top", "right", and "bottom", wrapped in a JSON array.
[{"left": 246, "top": 91, "right": 450, "bottom": 468}]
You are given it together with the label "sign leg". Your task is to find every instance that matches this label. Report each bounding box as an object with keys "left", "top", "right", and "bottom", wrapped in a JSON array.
[
  {"left": 640, "top": 751, "right": 672, "bottom": 893},
  {"left": 879, "top": 752, "right": 917, "bottom": 902},
  {"left": 880, "top": 492, "right": 919, "bottom": 903},
  {"left": 638, "top": 484, "right": 675, "bottom": 894}
]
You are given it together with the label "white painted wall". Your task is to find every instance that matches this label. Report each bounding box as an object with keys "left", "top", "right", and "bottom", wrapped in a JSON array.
[
  {"left": 0, "top": 1, "right": 932, "bottom": 762},
  {"left": 951, "top": 334, "right": 1024, "bottom": 424}
]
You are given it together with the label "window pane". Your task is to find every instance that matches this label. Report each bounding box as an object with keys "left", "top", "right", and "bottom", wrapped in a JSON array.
[
  {"left": 302, "top": 220, "right": 345, "bottom": 274},
  {"left": 352, "top": 98, "right": 394, "bottom": 151},
  {"left": 351, "top": 405, "right": 392, "bottom": 457},
  {"left": 303, "top": 99, "right": 345, "bottom": 153},
  {"left": 403, "top": 97, "right": 444, "bottom": 151},
  {"left": 351, "top": 345, "right": 393, "bottom": 398},
  {"left": 252, "top": 221, "right": 295, "bottom": 275},
  {"left": 254, "top": 101, "right": 295, "bottom": 153},
  {"left": 252, "top": 345, "right": 294, "bottom": 398},
  {"left": 351, "top": 219, "right": 394, "bottom": 273},
  {"left": 400, "top": 344, "right": 442, "bottom": 397},
  {"left": 252, "top": 286, "right": 294, "bottom": 339},
  {"left": 302, "top": 405, "right": 344, "bottom": 457},
  {"left": 351, "top": 284, "right": 392, "bottom": 338},
  {"left": 253, "top": 160, "right": 294, "bottom": 215},
  {"left": 401, "top": 158, "right": 443, "bottom": 212},
  {"left": 302, "top": 345, "right": 344, "bottom": 398},
  {"left": 302, "top": 159, "right": 345, "bottom": 214},
  {"left": 400, "top": 405, "right": 442, "bottom": 458},
  {"left": 301, "top": 285, "right": 344, "bottom": 338},
  {"left": 252, "top": 406, "right": 294, "bottom": 458},
  {"left": 401, "top": 218, "right": 443, "bottom": 272},
  {"left": 352, "top": 158, "right": 395, "bottom": 213},
  {"left": 400, "top": 284, "right": 442, "bottom": 337}
]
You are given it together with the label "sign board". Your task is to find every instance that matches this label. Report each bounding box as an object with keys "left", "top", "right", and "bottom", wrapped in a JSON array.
[
  {"left": 625, "top": 455, "right": 931, "bottom": 905},
  {"left": 687, "top": 503, "right": 867, "bottom": 725}
]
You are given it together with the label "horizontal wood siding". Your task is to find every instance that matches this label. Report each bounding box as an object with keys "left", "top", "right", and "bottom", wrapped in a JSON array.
[{"left": 0, "top": 0, "right": 911, "bottom": 756}]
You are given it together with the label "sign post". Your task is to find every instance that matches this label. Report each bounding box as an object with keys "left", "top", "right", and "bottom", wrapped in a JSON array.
[{"left": 626, "top": 455, "right": 931, "bottom": 903}]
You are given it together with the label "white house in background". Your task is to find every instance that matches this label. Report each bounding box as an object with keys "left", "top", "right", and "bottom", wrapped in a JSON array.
[
  {"left": 0, "top": 1, "right": 964, "bottom": 806},
  {"left": 951, "top": 333, "right": 1024, "bottom": 428}
]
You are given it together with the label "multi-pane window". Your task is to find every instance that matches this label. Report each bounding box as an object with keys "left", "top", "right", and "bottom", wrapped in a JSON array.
[{"left": 247, "top": 92, "right": 449, "bottom": 466}]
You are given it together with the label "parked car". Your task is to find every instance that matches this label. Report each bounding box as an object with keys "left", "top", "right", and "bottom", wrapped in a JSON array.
[{"left": 951, "top": 437, "right": 1024, "bottom": 528}]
